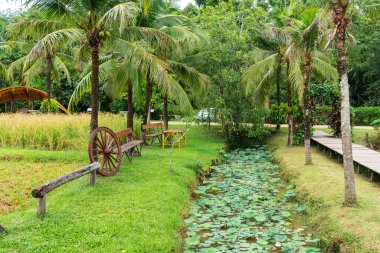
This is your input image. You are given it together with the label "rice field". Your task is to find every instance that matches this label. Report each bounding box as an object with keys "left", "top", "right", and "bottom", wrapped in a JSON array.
[{"left": 0, "top": 113, "right": 140, "bottom": 151}]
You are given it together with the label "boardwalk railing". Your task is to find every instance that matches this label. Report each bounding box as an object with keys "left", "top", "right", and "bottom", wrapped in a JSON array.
[
  {"left": 311, "top": 131, "right": 380, "bottom": 182},
  {"left": 31, "top": 162, "right": 100, "bottom": 216}
]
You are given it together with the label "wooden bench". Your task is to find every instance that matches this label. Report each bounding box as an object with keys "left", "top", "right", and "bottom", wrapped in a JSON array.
[
  {"left": 142, "top": 122, "right": 164, "bottom": 145},
  {"left": 114, "top": 128, "right": 142, "bottom": 162}
]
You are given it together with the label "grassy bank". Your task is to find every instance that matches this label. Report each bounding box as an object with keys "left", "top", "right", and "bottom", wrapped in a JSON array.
[
  {"left": 269, "top": 131, "right": 380, "bottom": 252},
  {"left": 0, "top": 126, "right": 224, "bottom": 252}
]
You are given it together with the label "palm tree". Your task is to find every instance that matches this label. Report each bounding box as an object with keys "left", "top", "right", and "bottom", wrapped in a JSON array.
[
  {"left": 7, "top": 13, "right": 72, "bottom": 99},
  {"left": 285, "top": 6, "right": 339, "bottom": 165},
  {"left": 320, "top": 1, "right": 379, "bottom": 205},
  {"left": 26, "top": 0, "right": 141, "bottom": 131},
  {"left": 243, "top": 4, "right": 303, "bottom": 141},
  {"left": 244, "top": 5, "right": 338, "bottom": 165},
  {"left": 134, "top": 0, "right": 206, "bottom": 126}
]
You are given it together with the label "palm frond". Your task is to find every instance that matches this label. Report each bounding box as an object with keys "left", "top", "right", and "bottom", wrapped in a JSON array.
[
  {"left": 114, "top": 39, "right": 191, "bottom": 111},
  {"left": 287, "top": 59, "right": 303, "bottom": 99},
  {"left": 312, "top": 56, "right": 338, "bottom": 82},
  {"left": 364, "top": 4, "right": 380, "bottom": 21},
  {"left": 167, "top": 60, "right": 210, "bottom": 95},
  {"left": 7, "top": 16, "right": 68, "bottom": 40},
  {"left": 99, "top": 2, "right": 139, "bottom": 33},
  {"left": 23, "top": 28, "right": 84, "bottom": 71},
  {"left": 0, "top": 62, "right": 7, "bottom": 80},
  {"left": 7, "top": 56, "right": 27, "bottom": 82},
  {"left": 243, "top": 53, "right": 280, "bottom": 106},
  {"left": 52, "top": 55, "right": 71, "bottom": 84},
  {"left": 68, "top": 59, "right": 117, "bottom": 111},
  {"left": 155, "top": 14, "right": 189, "bottom": 28},
  {"left": 122, "top": 26, "right": 181, "bottom": 57},
  {"left": 166, "top": 79, "right": 193, "bottom": 114},
  {"left": 160, "top": 26, "right": 206, "bottom": 54},
  {"left": 23, "top": 58, "right": 45, "bottom": 85}
]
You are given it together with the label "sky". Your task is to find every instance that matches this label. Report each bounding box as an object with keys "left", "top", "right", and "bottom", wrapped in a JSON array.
[
  {"left": 0, "top": 1, "right": 24, "bottom": 12},
  {"left": 0, "top": 0, "right": 196, "bottom": 11},
  {"left": 176, "top": 0, "right": 196, "bottom": 9}
]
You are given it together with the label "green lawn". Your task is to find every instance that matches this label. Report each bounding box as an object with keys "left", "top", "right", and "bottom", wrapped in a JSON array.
[
  {"left": 269, "top": 131, "right": 380, "bottom": 252},
  {"left": 0, "top": 126, "right": 224, "bottom": 253},
  {"left": 0, "top": 149, "right": 86, "bottom": 214}
]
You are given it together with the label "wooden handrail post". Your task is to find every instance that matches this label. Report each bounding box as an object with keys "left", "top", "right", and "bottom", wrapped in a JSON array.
[
  {"left": 37, "top": 194, "right": 47, "bottom": 217},
  {"left": 89, "top": 170, "right": 96, "bottom": 187}
]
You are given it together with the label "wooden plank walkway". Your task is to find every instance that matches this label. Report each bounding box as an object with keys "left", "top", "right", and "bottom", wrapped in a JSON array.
[{"left": 311, "top": 131, "right": 380, "bottom": 182}]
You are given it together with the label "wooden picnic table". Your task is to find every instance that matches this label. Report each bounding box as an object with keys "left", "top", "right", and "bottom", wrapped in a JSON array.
[{"left": 162, "top": 129, "right": 187, "bottom": 149}]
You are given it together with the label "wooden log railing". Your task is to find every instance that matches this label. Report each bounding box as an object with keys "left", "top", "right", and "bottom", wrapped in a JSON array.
[{"left": 31, "top": 162, "right": 100, "bottom": 216}]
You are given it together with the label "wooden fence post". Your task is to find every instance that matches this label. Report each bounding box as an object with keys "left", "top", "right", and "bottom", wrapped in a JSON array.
[
  {"left": 37, "top": 194, "right": 47, "bottom": 217},
  {"left": 89, "top": 170, "right": 96, "bottom": 187}
]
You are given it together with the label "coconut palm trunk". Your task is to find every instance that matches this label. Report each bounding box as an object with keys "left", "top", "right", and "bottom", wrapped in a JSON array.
[
  {"left": 127, "top": 78, "right": 134, "bottom": 129},
  {"left": 286, "top": 60, "right": 293, "bottom": 146},
  {"left": 276, "top": 60, "right": 282, "bottom": 133},
  {"left": 333, "top": 1, "right": 357, "bottom": 205},
  {"left": 46, "top": 53, "right": 52, "bottom": 100},
  {"left": 163, "top": 94, "right": 169, "bottom": 130},
  {"left": 143, "top": 68, "right": 153, "bottom": 125},
  {"left": 90, "top": 36, "right": 100, "bottom": 132},
  {"left": 141, "top": 69, "right": 153, "bottom": 144},
  {"left": 303, "top": 51, "right": 313, "bottom": 165}
]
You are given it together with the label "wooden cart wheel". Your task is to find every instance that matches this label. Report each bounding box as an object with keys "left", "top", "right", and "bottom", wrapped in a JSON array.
[{"left": 88, "top": 127, "right": 122, "bottom": 176}]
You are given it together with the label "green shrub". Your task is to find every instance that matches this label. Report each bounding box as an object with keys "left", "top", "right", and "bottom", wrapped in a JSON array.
[
  {"left": 292, "top": 106, "right": 314, "bottom": 145},
  {"left": 314, "top": 105, "right": 331, "bottom": 125},
  {"left": 352, "top": 107, "right": 380, "bottom": 126},
  {"left": 311, "top": 106, "right": 380, "bottom": 126},
  {"left": 269, "top": 104, "right": 291, "bottom": 124},
  {"left": 226, "top": 125, "right": 274, "bottom": 150},
  {"left": 40, "top": 99, "right": 60, "bottom": 113},
  {"left": 226, "top": 109, "right": 273, "bottom": 150},
  {"left": 371, "top": 119, "right": 380, "bottom": 130}
]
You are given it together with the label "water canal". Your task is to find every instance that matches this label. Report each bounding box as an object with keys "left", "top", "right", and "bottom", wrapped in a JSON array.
[{"left": 184, "top": 148, "right": 321, "bottom": 253}]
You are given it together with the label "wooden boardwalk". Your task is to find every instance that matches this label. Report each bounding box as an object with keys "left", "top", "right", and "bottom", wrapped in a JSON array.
[{"left": 311, "top": 131, "right": 380, "bottom": 182}]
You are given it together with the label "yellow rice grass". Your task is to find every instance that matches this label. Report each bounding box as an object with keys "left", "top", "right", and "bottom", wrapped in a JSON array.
[{"left": 0, "top": 113, "right": 133, "bottom": 151}]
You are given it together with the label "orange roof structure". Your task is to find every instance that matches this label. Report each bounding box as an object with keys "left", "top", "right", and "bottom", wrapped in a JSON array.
[{"left": 0, "top": 86, "right": 69, "bottom": 114}]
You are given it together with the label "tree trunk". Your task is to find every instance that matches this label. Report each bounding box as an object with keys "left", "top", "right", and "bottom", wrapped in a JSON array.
[
  {"left": 90, "top": 42, "right": 100, "bottom": 133},
  {"left": 333, "top": 1, "right": 357, "bottom": 205},
  {"left": 127, "top": 78, "right": 134, "bottom": 129},
  {"left": 163, "top": 94, "right": 169, "bottom": 130},
  {"left": 303, "top": 52, "right": 313, "bottom": 165},
  {"left": 276, "top": 60, "right": 282, "bottom": 133},
  {"left": 286, "top": 60, "right": 293, "bottom": 146},
  {"left": 143, "top": 68, "right": 152, "bottom": 125},
  {"left": 46, "top": 54, "right": 52, "bottom": 100},
  {"left": 141, "top": 69, "right": 153, "bottom": 144}
]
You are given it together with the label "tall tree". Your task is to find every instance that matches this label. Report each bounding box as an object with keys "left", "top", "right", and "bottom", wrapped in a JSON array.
[
  {"left": 288, "top": 7, "right": 338, "bottom": 165},
  {"left": 27, "top": 0, "right": 140, "bottom": 131},
  {"left": 323, "top": 1, "right": 379, "bottom": 205},
  {"left": 7, "top": 13, "right": 72, "bottom": 99}
]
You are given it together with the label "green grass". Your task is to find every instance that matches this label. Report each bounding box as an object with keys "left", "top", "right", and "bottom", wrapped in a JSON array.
[
  {"left": 0, "top": 149, "right": 87, "bottom": 214},
  {"left": 0, "top": 126, "right": 224, "bottom": 253},
  {"left": 269, "top": 131, "right": 380, "bottom": 252}
]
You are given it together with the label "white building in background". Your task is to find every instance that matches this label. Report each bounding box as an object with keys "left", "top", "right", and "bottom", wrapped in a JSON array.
[{"left": 172, "top": 0, "right": 196, "bottom": 9}]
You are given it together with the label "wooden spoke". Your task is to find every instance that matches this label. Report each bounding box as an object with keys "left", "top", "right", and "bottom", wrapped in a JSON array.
[{"left": 89, "top": 127, "right": 122, "bottom": 176}]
